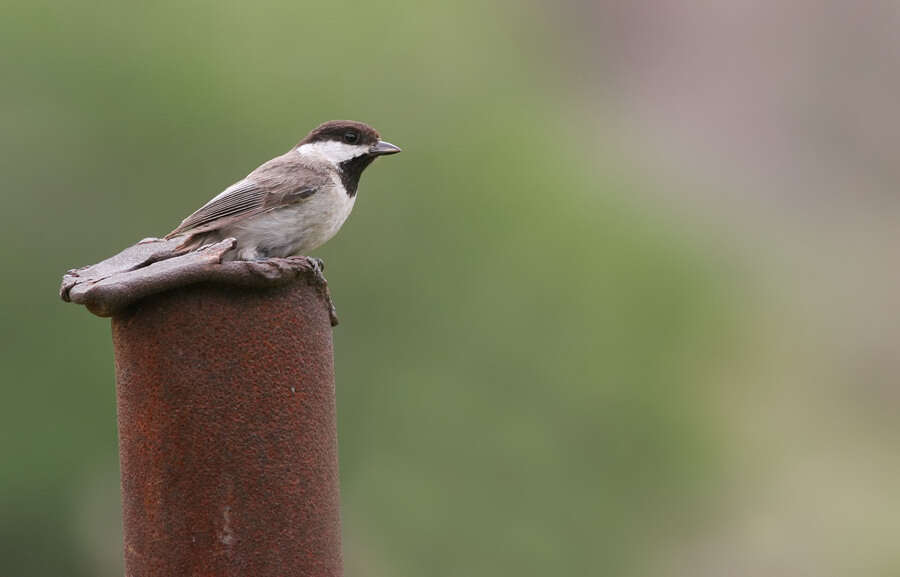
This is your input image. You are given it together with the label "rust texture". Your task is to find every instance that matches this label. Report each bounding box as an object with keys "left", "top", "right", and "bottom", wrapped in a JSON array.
[{"left": 112, "top": 279, "right": 343, "bottom": 577}]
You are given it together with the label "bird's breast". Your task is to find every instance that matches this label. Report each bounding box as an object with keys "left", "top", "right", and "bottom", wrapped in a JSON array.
[{"left": 229, "top": 179, "right": 356, "bottom": 257}]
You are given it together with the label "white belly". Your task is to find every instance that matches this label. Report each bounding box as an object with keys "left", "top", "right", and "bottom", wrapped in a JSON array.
[{"left": 223, "top": 180, "right": 357, "bottom": 259}]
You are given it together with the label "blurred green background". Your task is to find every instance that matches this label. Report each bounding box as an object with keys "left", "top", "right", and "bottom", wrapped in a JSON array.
[{"left": 2, "top": 2, "right": 898, "bottom": 576}]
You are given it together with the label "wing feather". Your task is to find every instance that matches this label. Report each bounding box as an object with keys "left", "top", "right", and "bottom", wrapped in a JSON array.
[
  {"left": 166, "top": 151, "right": 331, "bottom": 239},
  {"left": 165, "top": 178, "right": 318, "bottom": 238}
]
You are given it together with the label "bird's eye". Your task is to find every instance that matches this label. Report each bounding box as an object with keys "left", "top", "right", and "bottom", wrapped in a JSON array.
[{"left": 343, "top": 131, "right": 359, "bottom": 144}]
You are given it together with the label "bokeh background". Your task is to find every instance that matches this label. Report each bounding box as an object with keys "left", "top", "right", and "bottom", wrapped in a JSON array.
[{"left": 2, "top": 1, "right": 898, "bottom": 575}]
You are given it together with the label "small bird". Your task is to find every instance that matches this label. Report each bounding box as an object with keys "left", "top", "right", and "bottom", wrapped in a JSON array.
[{"left": 166, "top": 120, "right": 401, "bottom": 261}]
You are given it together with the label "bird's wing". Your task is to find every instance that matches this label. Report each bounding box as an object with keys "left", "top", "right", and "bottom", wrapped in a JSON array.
[{"left": 165, "top": 175, "right": 323, "bottom": 238}]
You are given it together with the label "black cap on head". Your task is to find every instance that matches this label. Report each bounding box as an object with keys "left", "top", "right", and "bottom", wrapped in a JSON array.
[
  {"left": 298, "top": 120, "right": 381, "bottom": 148},
  {"left": 297, "top": 120, "right": 399, "bottom": 197}
]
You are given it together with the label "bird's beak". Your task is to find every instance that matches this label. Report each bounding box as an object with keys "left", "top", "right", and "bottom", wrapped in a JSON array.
[{"left": 369, "top": 140, "right": 402, "bottom": 156}]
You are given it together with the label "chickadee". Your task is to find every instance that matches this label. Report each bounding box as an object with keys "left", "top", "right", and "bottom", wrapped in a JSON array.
[{"left": 166, "top": 120, "right": 401, "bottom": 260}]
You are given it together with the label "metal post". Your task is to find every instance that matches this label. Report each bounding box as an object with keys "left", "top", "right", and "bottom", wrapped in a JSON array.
[{"left": 61, "top": 239, "right": 342, "bottom": 577}]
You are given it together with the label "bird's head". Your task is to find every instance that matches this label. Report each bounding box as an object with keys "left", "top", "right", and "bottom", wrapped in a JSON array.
[{"left": 296, "top": 120, "right": 401, "bottom": 166}]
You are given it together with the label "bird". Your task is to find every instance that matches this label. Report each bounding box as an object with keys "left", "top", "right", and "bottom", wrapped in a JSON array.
[{"left": 165, "top": 120, "right": 401, "bottom": 261}]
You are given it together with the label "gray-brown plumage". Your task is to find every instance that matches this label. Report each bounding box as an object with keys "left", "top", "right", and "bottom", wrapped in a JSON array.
[{"left": 166, "top": 120, "right": 400, "bottom": 260}]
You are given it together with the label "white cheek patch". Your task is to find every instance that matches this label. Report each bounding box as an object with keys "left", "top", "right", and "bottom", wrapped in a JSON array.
[{"left": 296, "top": 141, "right": 370, "bottom": 164}]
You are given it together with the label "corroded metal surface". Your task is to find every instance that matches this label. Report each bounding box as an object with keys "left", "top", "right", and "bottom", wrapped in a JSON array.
[
  {"left": 112, "top": 280, "right": 342, "bottom": 577},
  {"left": 60, "top": 237, "right": 337, "bottom": 325},
  {"left": 60, "top": 237, "right": 343, "bottom": 575}
]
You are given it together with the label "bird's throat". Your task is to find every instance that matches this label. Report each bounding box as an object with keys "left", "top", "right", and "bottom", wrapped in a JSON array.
[{"left": 338, "top": 155, "right": 377, "bottom": 197}]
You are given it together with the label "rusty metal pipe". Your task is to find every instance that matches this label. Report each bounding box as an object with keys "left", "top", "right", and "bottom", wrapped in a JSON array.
[
  {"left": 105, "top": 266, "right": 341, "bottom": 575},
  {"left": 61, "top": 240, "right": 342, "bottom": 575}
]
